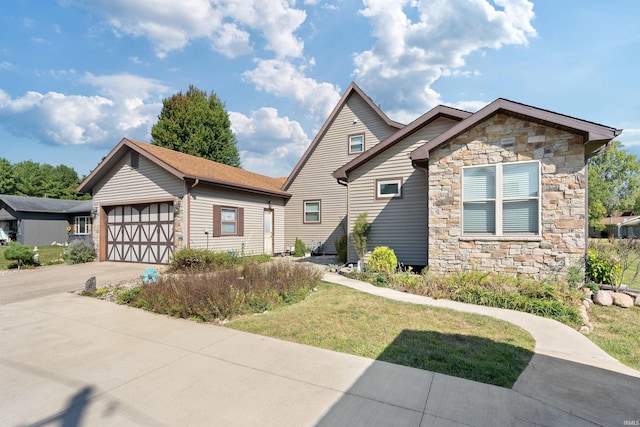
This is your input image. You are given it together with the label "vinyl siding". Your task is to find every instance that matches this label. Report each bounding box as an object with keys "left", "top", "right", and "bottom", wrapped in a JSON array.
[
  {"left": 93, "top": 153, "right": 185, "bottom": 204},
  {"left": 347, "top": 117, "right": 459, "bottom": 266},
  {"left": 190, "top": 185, "right": 286, "bottom": 255},
  {"left": 285, "top": 92, "right": 398, "bottom": 253}
]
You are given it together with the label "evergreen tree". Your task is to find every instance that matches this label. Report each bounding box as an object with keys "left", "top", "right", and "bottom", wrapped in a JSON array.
[{"left": 151, "top": 85, "right": 241, "bottom": 168}]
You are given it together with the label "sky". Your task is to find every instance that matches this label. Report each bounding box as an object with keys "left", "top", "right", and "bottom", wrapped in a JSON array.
[{"left": 1, "top": 0, "right": 639, "bottom": 180}]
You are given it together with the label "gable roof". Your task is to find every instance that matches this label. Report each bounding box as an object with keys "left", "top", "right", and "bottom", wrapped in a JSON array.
[
  {"left": 78, "top": 138, "right": 291, "bottom": 198},
  {"left": 332, "top": 105, "right": 471, "bottom": 180},
  {"left": 0, "top": 194, "right": 92, "bottom": 214},
  {"left": 410, "top": 98, "right": 623, "bottom": 163},
  {"left": 283, "top": 82, "right": 404, "bottom": 190}
]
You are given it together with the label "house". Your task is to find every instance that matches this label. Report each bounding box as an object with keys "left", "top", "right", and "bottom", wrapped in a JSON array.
[
  {"left": 0, "top": 194, "right": 92, "bottom": 246},
  {"left": 282, "top": 82, "right": 403, "bottom": 254},
  {"left": 78, "top": 138, "right": 290, "bottom": 264},
  {"left": 600, "top": 212, "right": 640, "bottom": 238}
]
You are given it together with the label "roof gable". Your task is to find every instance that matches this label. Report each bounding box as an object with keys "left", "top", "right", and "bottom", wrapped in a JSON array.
[
  {"left": 0, "top": 194, "right": 92, "bottom": 214},
  {"left": 78, "top": 139, "right": 290, "bottom": 198},
  {"left": 411, "top": 98, "right": 622, "bottom": 162},
  {"left": 333, "top": 105, "right": 471, "bottom": 180},
  {"left": 283, "top": 82, "right": 404, "bottom": 190}
]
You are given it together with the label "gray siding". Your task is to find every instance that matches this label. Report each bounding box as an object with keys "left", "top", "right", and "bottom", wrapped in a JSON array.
[
  {"left": 285, "top": 93, "right": 398, "bottom": 253},
  {"left": 93, "top": 153, "right": 185, "bottom": 204},
  {"left": 190, "top": 185, "right": 286, "bottom": 255},
  {"left": 347, "top": 117, "right": 459, "bottom": 266}
]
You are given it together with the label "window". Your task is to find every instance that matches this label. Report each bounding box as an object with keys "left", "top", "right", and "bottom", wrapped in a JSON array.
[
  {"left": 213, "top": 205, "right": 244, "bottom": 236},
  {"left": 74, "top": 216, "right": 91, "bottom": 235},
  {"left": 376, "top": 178, "right": 402, "bottom": 199},
  {"left": 349, "top": 134, "right": 364, "bottom": 154},
  {"left": 304, "top": 200, "right": 321, "bottom": 223},
  {"left": 462, "top": 161, "right": 539, "bottom": 235}
]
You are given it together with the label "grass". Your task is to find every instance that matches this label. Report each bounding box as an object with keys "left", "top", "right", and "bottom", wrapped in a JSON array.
[
  {"left": 587, "top": 304, "right": 640, "bottom": 370},
  {"left": 622, "top": 255, "right": 640, "bottom": 287},
  {"left": 227, "top": 282, "right": 535, "bottom": 388},
  {"left": 0, "top": 244, "right": 65, "bottom": 269}
]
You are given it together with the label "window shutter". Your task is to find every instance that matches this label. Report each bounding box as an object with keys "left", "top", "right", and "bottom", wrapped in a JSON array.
[
  {"left": 213, "top": 205, "right": 221, "bottom": 237},
  {"left": 238, "top": 207, "right": 244, "bottom": 236}
]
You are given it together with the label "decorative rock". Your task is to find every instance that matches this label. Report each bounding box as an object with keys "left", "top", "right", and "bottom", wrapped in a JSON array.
[
  {"left": 581, "top": 287, "right": 593, "bottom": 298},
  {"left": 611, "top": 292, "right": 634, "bottom": 308},
  {"left": 593, "top": 290, "right": 612, "bottom": 307},
  {"left": 584, "top": 322, "right": 594, "bottom": 332},
  {"left": 578, "top": 326, "right": 590, "bottom": 334},
  {"left": 636, "top": 295, "right": 640, "bottom": 307},
  {"left": 581, "top": 299, "right": 592, "bottom": 308},
  {"left": 84, "top": 276, "right": 96, "bottom": 294}
]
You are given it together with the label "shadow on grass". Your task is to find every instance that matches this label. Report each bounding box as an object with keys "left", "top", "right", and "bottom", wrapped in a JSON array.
[{"left": 376, "top": 329, "right": 534, "bottom": 388}]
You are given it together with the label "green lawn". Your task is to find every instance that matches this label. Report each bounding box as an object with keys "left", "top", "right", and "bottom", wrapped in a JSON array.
[
  {"left": 588, "top": 304, "right": 640, "bottom": 370},
  {"left": 227, "top": 282, "right": 535, "bottom": 388},
  {"left": 0, "top": 245, "right": 65, "bottom": 269},
  {"left": 622, "top": 255, "right": 640, "bottom": 287}
]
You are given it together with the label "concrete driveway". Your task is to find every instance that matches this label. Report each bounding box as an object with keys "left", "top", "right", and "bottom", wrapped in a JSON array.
[
  {"left": 0, "top": 262, "right": 159, "bottom": 305},
  {"left": 1, "top": 265, "right": 639, "bottom": 426}
]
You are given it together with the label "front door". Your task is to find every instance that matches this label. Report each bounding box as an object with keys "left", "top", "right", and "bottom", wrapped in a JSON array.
[{"left": 263, "top": 209, "right": 273, "bottom": 255}]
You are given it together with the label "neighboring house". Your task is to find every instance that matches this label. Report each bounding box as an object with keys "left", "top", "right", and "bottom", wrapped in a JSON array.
[
  {"left": 78, "top": 138, "right": 290, "bottom": 264},
  {"left": 282, "top": 82, "right": 403, "bottom": 254},
  {"left": 0, "top": 194, "right": 92, "bottom": 246},
  {"left": 409, "top": 99, "right": 620, "bottom": 277},
  {"left": 600, "top": 212, "right": 640, "bottom": 238},
  {"left": 333, "top": 106, "right": 471, "bottom": 266}
]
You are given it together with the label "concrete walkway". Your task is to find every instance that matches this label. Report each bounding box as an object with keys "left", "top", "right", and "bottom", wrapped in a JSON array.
[{"left": 323, "top": 272, "right": 640, "bottom": 426}]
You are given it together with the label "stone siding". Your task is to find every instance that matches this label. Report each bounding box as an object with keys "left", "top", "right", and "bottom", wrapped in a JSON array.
[{"left": 428, "top": 113, "right": 586, "bottom": 278}]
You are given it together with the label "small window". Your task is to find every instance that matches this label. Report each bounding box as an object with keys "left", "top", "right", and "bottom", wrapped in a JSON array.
[
  {"left": 74, "top": 216, "right": 91, "bottom": 235},
  {"left": 221, "top": 208, "right": 237, "bottom": 235},
  {"left": 304, "top": 200, "right": 321, "bottom": 224},
  {"left": 349, "top": 134, "right": 364, "bottom": 154},
  {"left": 376, "top": 178, "right": 402, "bottom": 199}
]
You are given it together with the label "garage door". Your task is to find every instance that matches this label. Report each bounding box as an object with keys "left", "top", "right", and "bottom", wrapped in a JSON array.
[{"left": 106, "top": 203, "right": 174, "bottom": 264}]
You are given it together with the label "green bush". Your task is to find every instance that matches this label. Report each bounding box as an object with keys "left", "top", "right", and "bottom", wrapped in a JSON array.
[
  {"left": 169, "top": 248, "right": 270, "bottom": 272},
  {"left": 335, "top": 234, "right": 347, "bottom": 263},
  {"left": 3, "top": 242, "right": 36, "bottom": 269},
  {"left": 352, "top": 212, "right": 371, "bottom": 260},
  {"left": 368, "top": 246, "right": 397, "bottom": 273},
  {"left": 63, "top": 240, "right": 96, "bottom": 264},
  {"left": 293, "top": 237, "right": 307, "bottom": 257},
  {"left": 586, "top": 248, "right": 620, "bottom": 285}
]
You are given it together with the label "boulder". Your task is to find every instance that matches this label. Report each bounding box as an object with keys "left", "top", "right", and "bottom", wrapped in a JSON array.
[
  {"left": 611, "top": 292, "right": 634, "bottom": 308},
  {"left": 593, "top": 290, "right": 612, "bottom": 306},
  {"left": 84, "top": 276, "right": 96, "bottom": 294},
  {"left": 636, "top": 295, "right": 640, "bottom": 307},
  {"left": 578, "top": 326, "right": 590, "bottom": 334},
  {"left": 581, "top": 287, "right": 593, "bottom": 298}
]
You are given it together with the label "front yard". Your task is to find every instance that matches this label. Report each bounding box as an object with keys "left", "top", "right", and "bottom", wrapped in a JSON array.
[{"left": 0, "top": 245, "right": 65, "bottom": 269}]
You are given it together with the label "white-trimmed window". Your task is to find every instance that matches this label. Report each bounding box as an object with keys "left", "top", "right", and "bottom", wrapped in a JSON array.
[
  {"left": 462, "top": 161, "right": 540, "bottom": 235},
  {"left": 349, "top": 134, "right": 364, "bottom": 154},
  {"left": 221, "top": 208, "right": 238, "bottom": 235},
  {"left": 74, "top": 216, "right": 91, "bottom": 235},
  {"left": 376, "top": 178, "right": 402, "bottom": 199},
  {"left": 304, "top": 200, "right": 321, "bottom": 223}
]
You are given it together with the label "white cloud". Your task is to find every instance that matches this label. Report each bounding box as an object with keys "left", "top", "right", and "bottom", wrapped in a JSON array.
[
  {"left": 243, "top": 58, "right": 341, "bottom": 119},
  {"left": 353, "top": 0, "right": 536, "bottom": 120},
  {"left": 0, "top": 61, "right": 12, "bottom": 70},
  {"left": 71, "top": 0, "right": 306, "bottom": 58},
  {"left": 618, "top": 129, "right": 640, "bottom": 148},
  {"left": 0, "top": 73, "right": 167, "bottom": 147},
  {"left": 229, "top": 107, "right": 310, "bottom": 176}
]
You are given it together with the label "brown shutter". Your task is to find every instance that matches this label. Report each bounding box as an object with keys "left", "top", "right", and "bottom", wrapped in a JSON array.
[
  {"left": 237, "top": 207, "right": 244, "bottom": 236},
  {"left": 212, "top": 205, "right": 221, "bottom": 237}
]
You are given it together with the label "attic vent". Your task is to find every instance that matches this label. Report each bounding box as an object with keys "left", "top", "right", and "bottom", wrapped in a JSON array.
[{"left": 131, "top": 151, "right": 139, "bottom": 169}]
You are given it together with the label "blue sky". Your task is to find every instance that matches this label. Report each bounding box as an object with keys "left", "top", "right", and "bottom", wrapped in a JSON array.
[{"left": 1, "top": 0, "right": 639, "bottom": 179}]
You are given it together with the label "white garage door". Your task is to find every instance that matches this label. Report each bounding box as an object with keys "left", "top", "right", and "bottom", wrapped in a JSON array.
[{"left": 106, "top": 203, "right": 174, "bottom": 264}]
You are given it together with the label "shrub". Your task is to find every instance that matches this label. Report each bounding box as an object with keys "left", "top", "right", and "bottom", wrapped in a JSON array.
[
  {"left": 368, "top": 246, "right": 397, "bottom": 274},
  {"left": 335, "top": 234, "right": 347, "bottom": 263},
  {"left": 566, "top": 262, "right": 585, "bottom": 289},
  {"left": 586, "top": 248, "right": 620, "bottom": 285},
  {"left": 169, "top": 248, "right": 270, "bottom": 272},
  {"left": 293, "top": 237, "right": 307, "bottom": 257},
  {"left": 352, "top": 212, "right": 371, "bottom": 261},
  {"left": 63, "top": 240, "right": 96, "bottom": 264},
  {"left": 3, "top": 242, "right": 36, "bottom": 269}
]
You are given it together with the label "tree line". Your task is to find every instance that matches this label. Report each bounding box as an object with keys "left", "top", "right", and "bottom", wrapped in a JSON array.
[{"left": 0, "top": 158, "right": 89, "bottom": 200}]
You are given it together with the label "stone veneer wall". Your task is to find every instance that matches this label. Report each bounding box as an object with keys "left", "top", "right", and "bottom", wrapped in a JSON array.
[{"left": 428, "top": 113, "right": 587, "bottom": 279}]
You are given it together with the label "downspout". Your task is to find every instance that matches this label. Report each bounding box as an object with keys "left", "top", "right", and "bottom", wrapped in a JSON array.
[
  {"left": 187, "top": 178, "right": 200, "bottom": 248},
  {"left": 336, "top": 178, "right": 349, "bottom": 263},
  {"left": 412, "top": 160, "right": 430, "bottom": 269}
]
